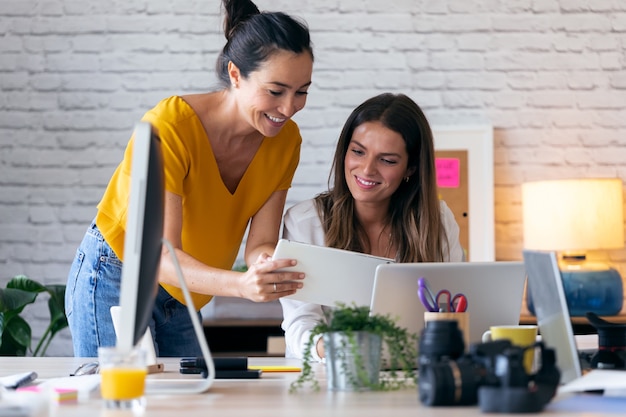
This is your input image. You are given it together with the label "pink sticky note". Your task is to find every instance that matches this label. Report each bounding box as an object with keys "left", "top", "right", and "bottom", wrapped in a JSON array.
[
  {"left": 436, "top": 158, "right": 460, "bottom": 188},
  {"left": 18, "top": 385, "right": 78, "bottom": 403}
]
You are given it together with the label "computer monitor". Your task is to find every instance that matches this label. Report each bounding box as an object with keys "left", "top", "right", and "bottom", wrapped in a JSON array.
[
  {"left": 117, "top": 122, "right": 164, "bottom": 353},
  {"left": 114, "top": 122, "right": 215, "bottom": 393}
]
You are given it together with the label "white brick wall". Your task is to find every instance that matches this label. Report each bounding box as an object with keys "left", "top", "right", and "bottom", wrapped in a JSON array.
[{"left": 1, "top": 0, "right": 626, "bottom": 355}]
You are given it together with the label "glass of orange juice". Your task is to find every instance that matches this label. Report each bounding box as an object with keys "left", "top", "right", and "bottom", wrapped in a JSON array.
[{"left": 98, "top": 346, "right": 147, "bottom": 412}]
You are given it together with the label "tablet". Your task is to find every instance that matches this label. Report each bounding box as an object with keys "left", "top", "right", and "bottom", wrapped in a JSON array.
[{"left": 272, "top": 239, "right": 394, "bottom": 307}]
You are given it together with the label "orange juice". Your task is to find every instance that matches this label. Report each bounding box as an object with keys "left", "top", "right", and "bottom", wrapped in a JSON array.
[{"left": 100, "top": 367, "right": 147, "bottom": 400}]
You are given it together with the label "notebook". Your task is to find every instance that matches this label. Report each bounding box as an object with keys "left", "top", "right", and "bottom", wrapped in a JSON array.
[
  {"left": 522, "top": 250, "right": 583, "bottom": 385},
  {"left": 370, "top": 261, "right": 527, "bottom": 345},
  {"left": 274, "top": 239, "right": 394, "bottom": 307}
]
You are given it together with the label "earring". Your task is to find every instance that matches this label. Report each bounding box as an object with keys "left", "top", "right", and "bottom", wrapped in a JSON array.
[{"left": 404, "top": 176, "right": 410, "bottom": 183}]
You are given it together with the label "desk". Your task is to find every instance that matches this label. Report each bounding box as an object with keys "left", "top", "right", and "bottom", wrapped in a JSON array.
[{"left": 0, "top": 357, "right": 621, "bottom": 416}]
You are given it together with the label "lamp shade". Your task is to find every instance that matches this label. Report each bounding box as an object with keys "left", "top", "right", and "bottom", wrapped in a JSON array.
[{"left": 522, "top": 178, "right": 624, "bottom": 252}]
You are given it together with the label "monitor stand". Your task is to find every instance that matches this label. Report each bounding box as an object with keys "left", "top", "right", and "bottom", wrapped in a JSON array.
[
  {"left": 141, "top": 238, "right": 216, "bottom": 394},
  {"left": 108, "top": 239, "right": 216, "bottom": 393},
  {"left": 110, "top": 306, "right": 164, "bottom": 374}
]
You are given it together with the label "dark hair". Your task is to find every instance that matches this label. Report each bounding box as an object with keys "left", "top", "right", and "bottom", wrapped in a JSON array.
[
  {"left": 216, "top": 0, "right": 313, "bottom": 88},
  {"left": 315, "top": 93, "right": 449, "bottom": 262}
]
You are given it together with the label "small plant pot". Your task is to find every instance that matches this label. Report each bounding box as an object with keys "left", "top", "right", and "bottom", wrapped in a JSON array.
[{"left": 324, "top": 331, "right": 382, "bottom": 391}]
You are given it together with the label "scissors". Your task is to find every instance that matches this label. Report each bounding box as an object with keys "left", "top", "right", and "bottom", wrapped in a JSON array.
[
  {"left": 417, "top": 277, "right": 439, "bottom": 312},
  {"left": 418, "top": 278, "right": 469, "bottom": 312},
  {"left": 435, "top": 290, "right": 469, "bottom": 312},
  {"left": 452, "top": 293, "right": 468, "bottom": 312}
]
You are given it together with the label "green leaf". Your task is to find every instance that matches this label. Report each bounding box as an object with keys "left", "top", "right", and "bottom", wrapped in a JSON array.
[
  {"left": 7, "top": 276, "right": 47, "bottom": 294},
  {"left": 47, "top": 297, "right": 69, "bottom": 336},
  {"left": 0, "top": 333, "right": 27, "bottom": 356},
  {"left": 45, "top": 285, "right": 67, "bottom": 323},
  {"left": 5, "top": 315, "right": 31, "bottom": 354},
  {"left": 0, "top": 312, "right": 5, "bottom": 339},
  {"left": 0, "top": 276, "right": 68, "bottom": 356},
  {"left": 0, "top": 288, "right": 38, "bottom": 313}
]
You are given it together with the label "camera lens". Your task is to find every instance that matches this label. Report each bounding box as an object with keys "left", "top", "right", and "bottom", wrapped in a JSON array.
[
  {"left": 418, "top": 359, "right": 481, "bottom": 406},
  {"left": 419, "top": 320, "right": 465, "bottom": 365}
]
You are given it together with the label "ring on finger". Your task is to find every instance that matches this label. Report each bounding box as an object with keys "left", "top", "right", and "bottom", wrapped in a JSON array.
[{"left": 273, "top": 282, "right": 277, "bottom": 293}]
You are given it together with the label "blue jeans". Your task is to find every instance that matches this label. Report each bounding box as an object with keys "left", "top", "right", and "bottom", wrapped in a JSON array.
[{"left": 65, "top": 221, "right": 203, "bottom": 357}]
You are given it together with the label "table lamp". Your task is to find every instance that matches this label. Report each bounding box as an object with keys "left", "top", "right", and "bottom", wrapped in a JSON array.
[{"left": 522, "top": 178, "right": 625, "bottom": 316}]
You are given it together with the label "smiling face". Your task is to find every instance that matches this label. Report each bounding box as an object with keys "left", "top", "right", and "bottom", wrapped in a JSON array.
[
  {"left": 230, "top": 50, "right": 313, "bottom": 138},
  {"left": 344, "top": 121, "right": 415, "bottom": 211}
]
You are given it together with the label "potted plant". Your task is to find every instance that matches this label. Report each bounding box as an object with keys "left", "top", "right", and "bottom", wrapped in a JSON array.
[
  {"left": 290, "top": 303, "right": 418, "bottom": 392},
  {"left": 0, "top": 275, "right": 68, "bottom": 356}
]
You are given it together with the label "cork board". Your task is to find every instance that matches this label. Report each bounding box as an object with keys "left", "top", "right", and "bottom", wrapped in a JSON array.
[
  {"left": 432, "top": 125, "right": 494, "bottom": 261},
  {"left": 435, "top": 150, "right": 469, "bottom": 259}
]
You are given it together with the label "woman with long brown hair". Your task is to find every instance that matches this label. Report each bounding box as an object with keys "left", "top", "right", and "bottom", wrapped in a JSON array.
[{"left": 280, "top": 93, "right": 464, "bottom": 360}]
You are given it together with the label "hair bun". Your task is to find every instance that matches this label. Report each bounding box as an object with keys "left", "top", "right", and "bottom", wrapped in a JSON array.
[{"left": 223, "top": 0, "right": 261, "bottom": 40}]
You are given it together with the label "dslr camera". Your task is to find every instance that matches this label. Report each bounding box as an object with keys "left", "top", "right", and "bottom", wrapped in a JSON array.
[
  {"left": 586, "top": 312, "right": 626, "bottom": 370},
  {"left": 418, "top": 320, "right": 561, "bottom": 413}
]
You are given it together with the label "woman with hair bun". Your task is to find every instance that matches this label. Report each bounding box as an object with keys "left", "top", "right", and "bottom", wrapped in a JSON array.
[{"left": 66, "top": 0, "right": 314, "bottom": 357}]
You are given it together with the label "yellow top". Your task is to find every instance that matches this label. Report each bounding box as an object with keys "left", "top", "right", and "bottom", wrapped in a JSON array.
[{"left": 96, "top": 96, "right": 301, "bottom": 308}]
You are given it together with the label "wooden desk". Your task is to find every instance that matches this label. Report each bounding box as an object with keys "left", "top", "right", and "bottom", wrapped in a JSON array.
[{"left": 0, "top": 356, "right": 619, "bottom": 416}]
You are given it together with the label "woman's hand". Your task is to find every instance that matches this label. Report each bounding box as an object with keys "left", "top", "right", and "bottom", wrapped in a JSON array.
[{"left": 238, "top": 253, "right": 304, "bottom": 302}]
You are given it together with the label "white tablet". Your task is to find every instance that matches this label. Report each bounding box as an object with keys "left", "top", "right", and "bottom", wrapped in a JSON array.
[{"left": 272, "top": 239, "right": 394, "bottom": 307}]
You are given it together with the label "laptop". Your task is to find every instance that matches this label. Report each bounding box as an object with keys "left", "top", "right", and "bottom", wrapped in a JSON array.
[
  {"left": 523, "top": 250, "right": 626, "bottom": 396},
  {"left": 523, "top": 250, "right": 595, "bottom": 387},
  {"left": 274, "top": 239, "right": 394, "bottom": 307},
  {"left": 370, "top": 262, "right": 527, "bottom": 346}
]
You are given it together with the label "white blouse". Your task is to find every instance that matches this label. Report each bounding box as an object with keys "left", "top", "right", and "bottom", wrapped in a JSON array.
[{"left": 279, "top": 199, "right": 465, "bottom": 360}]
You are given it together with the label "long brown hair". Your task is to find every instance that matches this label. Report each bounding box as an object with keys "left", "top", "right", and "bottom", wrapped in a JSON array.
[{"left": 314, "top": 93, "right": 448, "bottom": 262}]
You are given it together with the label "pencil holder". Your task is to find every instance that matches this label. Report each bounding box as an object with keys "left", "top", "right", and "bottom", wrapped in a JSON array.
[{"left": 423, "top": 312, "right": 470, "bottom": 351}]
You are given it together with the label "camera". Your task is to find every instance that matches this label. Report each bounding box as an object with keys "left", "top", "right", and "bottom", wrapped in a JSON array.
[
  {"left": 418, "top": 320, "right": 561, "bottom": 413},
  {"left": 586, "top": 312, "right": 626, "bottom": 370}
]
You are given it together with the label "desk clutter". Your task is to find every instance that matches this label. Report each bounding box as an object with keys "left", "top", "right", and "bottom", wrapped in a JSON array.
[
  {"left": 418, "top": 277, "right": 468, "bottom": 313},
  {"left": 0, "top": 373, "right": 98, "bottom": 416},
  {"left": 0, "top": 327, "right": 625, "bottom": 417},
  {"left": 1, "top": 259, "right": 625, "bottom": 415},
  {"left": 417, "top": 318, "right": 560, "bottom": 413},
  {"left": 17, "top": 385, "right": 78, "bottom": 404},
  {"left": 414, "top": 267, "right": 626, "bottom": 413},
  {"left": 179, "top": 356, "right": 301, "bottom": 379}
]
